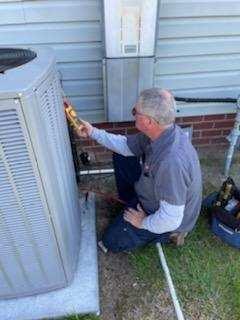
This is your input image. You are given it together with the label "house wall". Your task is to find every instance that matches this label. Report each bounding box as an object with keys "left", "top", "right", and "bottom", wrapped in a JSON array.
[
  {"left": 76, "top": 114, "right": 235, "bottom": 164},
  {"left": 1, "top": 0, "right": 240, "bottom": 121},
  {"left": 0, "top": 0, "right": 105, "bottom": 121},
  {"left": 155, "top": 0, "right": 240, "bottom": 117},
  {"left": 0, "top": 0, "right": 239, "bottom": 161}
]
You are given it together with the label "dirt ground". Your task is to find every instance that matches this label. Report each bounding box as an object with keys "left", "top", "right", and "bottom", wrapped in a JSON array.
[
  {"left": 96, "top": 200, "right": 175, "bottom": 320},
  {"left": 80, "top": 145, "right": 240, "bottom": 320}
]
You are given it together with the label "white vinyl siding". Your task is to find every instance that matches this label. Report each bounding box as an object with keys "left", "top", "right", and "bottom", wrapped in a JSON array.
[
  {"left": 0, "top": 0, "right": 104, "bottom": 122},
  {"left": 1, "top": 0, "right": 240, "bottom": 121},
  {"left": 155, "top": 0, "right": 240, "bottom": 116}
]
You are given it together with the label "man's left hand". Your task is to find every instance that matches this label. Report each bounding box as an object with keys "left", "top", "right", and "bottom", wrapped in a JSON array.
[{"left": 123, "top": 204, "right": 147, "bottom": 228}]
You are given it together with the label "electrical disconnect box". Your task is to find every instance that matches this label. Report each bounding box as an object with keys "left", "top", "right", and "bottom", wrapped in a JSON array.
[
  {"left": 104, "top": 0, "right": 158, "bottom": 58},
  {"left": 103, "top": 0, "right": 158, "bottom": 121}
]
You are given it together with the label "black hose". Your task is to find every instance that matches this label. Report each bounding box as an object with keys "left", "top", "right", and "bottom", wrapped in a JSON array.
[{"left": 175, "top": 96, "right": 237, "bottom": 104}]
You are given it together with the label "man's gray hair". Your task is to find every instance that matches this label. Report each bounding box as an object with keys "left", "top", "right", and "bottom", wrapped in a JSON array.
[{"left": 138, "top": 88, "right": 176, "bottom": 125}]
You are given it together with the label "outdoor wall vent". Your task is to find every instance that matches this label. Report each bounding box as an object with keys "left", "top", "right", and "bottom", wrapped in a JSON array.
[{"left": 0, "top": 47, "right": 81, "bottom": 299}]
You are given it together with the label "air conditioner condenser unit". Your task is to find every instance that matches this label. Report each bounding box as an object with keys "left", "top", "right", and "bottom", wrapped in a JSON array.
[{"left": 0, "top": 47, "right": 81, "bottom": 299}]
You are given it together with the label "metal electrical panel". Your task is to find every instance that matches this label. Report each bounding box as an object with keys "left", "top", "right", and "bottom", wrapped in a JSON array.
[
  {"left": 105, "top": 57, "right": 154, "bottom": 121},
  {"left": 103, "top": 0, "right": 158, "bottom": 121},
  {"left": 104, "top": 0, "right": 158, "bottom": 58}
]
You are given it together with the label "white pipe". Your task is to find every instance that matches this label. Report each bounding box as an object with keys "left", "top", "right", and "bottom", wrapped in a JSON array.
[
  {"left": 156, "top": 243, "right": 185, "bottom": 320},
  {"left": 79, "top": 168, "right": 114, "bottom": 175}
]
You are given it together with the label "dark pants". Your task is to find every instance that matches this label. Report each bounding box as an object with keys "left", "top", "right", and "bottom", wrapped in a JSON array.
[{"left": 102, "top": 153, "right": 170, "bottom": 252}]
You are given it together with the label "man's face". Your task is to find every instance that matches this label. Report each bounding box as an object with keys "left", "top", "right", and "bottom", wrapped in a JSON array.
[{"left": 132, "top": 102, "right": 151, "bottom": 133}]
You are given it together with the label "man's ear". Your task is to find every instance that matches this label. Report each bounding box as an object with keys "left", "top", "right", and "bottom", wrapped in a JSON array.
[{"left": 148, "top": 117, "right": 153, "bottom": 126}]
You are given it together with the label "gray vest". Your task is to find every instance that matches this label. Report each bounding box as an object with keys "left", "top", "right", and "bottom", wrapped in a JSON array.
[{"left": 127, "top": 125, "right": 202, "bottom": 232}]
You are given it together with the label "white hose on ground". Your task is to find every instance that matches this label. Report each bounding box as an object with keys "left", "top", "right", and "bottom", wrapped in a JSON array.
[
  {"left": 79, "top": 168, "right": 114, "bottom": 175},
  {"left": 78, "top": 167, "right": 185, "bottom": 319},
  {"left": 156, "top": 243, "right": 185, "bottom": 320}
]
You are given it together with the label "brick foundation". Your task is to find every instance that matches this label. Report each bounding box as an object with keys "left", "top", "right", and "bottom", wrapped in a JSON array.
[{"left": 74, "top": 113, "right": 235, "bottom": 164}]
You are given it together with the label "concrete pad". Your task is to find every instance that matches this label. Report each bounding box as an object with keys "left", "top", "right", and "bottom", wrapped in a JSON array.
[{"left": 0, "top": 193, "right": 99, "bottom": 320}]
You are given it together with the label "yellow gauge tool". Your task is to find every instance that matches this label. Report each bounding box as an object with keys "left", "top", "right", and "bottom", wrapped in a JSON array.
[
  {"left": 64, "top": 100, "right": 84, "bottom": 130},
  {"left": 64, "top": 99, "right": 91, "bottom": 166}
]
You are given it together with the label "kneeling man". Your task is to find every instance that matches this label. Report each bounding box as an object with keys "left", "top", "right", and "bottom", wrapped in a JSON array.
[{"left": 76, "top": 88, "right": 202, "bottom": 252}]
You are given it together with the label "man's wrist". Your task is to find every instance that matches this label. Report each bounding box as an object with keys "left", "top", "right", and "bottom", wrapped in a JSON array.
[
  {"left": 90, "top": 127, "right": 101, "bottom": 139},
  {"left": 88, "top": 126, "right": 93, "bottom": 137},
  {"left": 140, "top": 217, "right": 149, "bottom": 230},
  {"left": 89, "top": 127, "right": 98, "bottom": 139}
]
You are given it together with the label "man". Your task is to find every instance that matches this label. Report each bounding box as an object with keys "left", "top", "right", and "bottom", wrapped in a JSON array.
[{"left": 76, "top": 88, "right": 202, "bottom": 252}]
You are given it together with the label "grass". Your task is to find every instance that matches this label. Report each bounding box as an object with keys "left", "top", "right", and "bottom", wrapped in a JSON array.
[
  {"left": 60, "top": 215, "right": 240, "bottom": 320},
  {"left": 129, "top": 245, "right": 164, "bottom": 288},
  {"left": 127, "top": 150, "right": 240, "bottom": 320},
  {"left": 65, "top": 147, "right": 240, "bottom": 319},
  {"left": 164, "top": 215, "right": 240, "bottom": 319},
  {"left": 128, "top": 212, "right": 240, "bottom": 319}
]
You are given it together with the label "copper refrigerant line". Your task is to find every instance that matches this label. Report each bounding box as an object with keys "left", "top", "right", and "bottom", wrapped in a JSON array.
[
  {"left": 79, "top": 187, "right": 126, "bottom": 205},
  {"left": 175, "top": 95, "right": 240, "bottom": 177}
]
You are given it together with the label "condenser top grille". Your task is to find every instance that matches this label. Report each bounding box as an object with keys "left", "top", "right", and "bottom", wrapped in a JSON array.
[{"left": 0, "top": 48, "right": 36, "bottom": 73}]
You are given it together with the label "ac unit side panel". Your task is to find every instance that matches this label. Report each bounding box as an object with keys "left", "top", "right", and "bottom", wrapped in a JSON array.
[
  {"left": 20, "top": 92, "right": 75, "bottom": 282},
  {"left": 52, "top": 72, "right": 81, "bottom": 232},
  {"left": 37, "top": 70, "right": 80, "bottom": 216},
  {"left": 21, "top": 70, "right": 81, "bottom": 281},
  {"left": 35, "top": 71, "right": 81, "bottom": 280},
  {"left": 0, "top": 99, "right": 66, "bottom": 299},
  {"left": 52, "top": 73, "right": 81, "bottom": 253}
]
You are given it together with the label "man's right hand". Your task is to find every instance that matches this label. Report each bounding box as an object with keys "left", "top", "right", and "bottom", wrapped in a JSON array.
[{"left": 75, "top": 119, "right": 93, "bottom": 138}]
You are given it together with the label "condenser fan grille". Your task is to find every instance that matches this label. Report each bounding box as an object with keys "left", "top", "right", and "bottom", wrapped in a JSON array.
[{"left": 0, "top": 48, "right": 36, "bottom": 73}]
